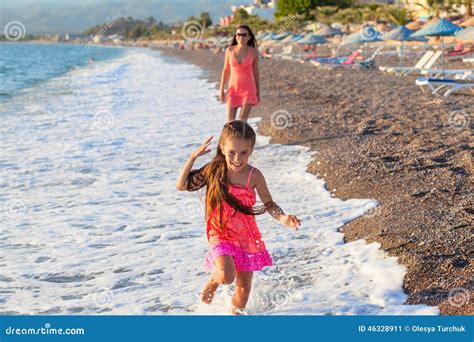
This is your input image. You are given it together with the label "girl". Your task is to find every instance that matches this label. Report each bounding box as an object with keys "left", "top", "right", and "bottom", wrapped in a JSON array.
[
  {"left": 218, "top": 25, "right": 260, "bottom": 123},
  {"left": 176, "top": 120, "right": 300, "bottom": 314}
]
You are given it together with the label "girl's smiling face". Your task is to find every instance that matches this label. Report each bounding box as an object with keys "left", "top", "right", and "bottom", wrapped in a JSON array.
[{"left": 221, "top": 137, "right": 254, "bottom": 172}]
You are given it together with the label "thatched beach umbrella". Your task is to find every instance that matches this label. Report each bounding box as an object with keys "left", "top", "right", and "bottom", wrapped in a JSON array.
[
  {"left": 261, "top": 32, "right": 276, "bottom": 41},
  {"left": 273, "top": 31, "right": 292, "bottom": 41},
  {"left": 341, "top": 26, "right": 381, "bottom": 59},
  {"left": 255, "top": 32, "right": 268, "bottom": 40},
  {"left": 314, "top": 24, "right": 341, "bottom": 37},
  {"left": 381, "top": 25, "right": 427, "bottom": 67},
  {"left": 455, "top": 26, "right": 474, "bottom": 42},
  {"left": 411, "top": 18, "right": 462, "bottom": 72},
  {"left": 297, "top": 33, "right": 327, "bottom": 45}
]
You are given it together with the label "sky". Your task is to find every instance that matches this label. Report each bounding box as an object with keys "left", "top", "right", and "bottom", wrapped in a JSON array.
[{"left": 0, "top": 0, "right": 253, "bottom": 34}]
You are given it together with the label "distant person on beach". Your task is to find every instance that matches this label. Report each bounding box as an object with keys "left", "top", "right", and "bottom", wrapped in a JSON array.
[
  {"left": 219, "top": 25, "right": 260, "bottom": 123},
  {"left": 176, "top": 120, "right": 300, "bottom": 314}
]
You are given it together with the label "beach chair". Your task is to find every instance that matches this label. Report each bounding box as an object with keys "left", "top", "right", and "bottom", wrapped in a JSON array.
[
  {"left": 416, "top": 77, "right": 474, "bottom": 96},
  {"left": 464, "top": 57, "right": 474, "bottom": 64},
  {"left": 310, "top": 50, "right": 361, "bottom": 67},
  {"left": 358, "top": 47, "right": 382, "bottom": 69},
  {"left": 397, "top": 50, "right": 443, "bottom": 76},
  {"left": 379, "top": 50, "right": 434, "bottom": 74},
  {"left": 420, "top": 68, "right": 474, "bottom": 80},
  {"left": 274, "top": 45, "right": 294, "bottom": 59}
]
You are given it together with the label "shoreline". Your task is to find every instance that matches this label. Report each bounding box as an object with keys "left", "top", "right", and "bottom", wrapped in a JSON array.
[{"left": 154, "top": 46, "right": 473, "bottom": 315}]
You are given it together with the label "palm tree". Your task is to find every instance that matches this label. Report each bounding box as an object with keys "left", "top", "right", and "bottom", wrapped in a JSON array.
[
  {"left": 384, "top": 6, "right": 413, "bottom": 26},
  {"left": 313, "top": 6, "right": 338, "bottom": 25}
]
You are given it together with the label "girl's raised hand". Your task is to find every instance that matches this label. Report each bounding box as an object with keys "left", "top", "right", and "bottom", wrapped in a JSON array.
[
  {"left": 191, "top": 136, "right": 213, "bottom": 159},
  {"left": 280, "top": 214, "right": 301, "bottom": 230}
]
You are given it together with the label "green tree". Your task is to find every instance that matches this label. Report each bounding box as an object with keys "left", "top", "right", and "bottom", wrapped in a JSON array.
[
  {"left": 313, "top": 6, "right": 338, "bottom": 24},
  {"left": 233, "top": 8, "right": 250, "bottom": 23},
  {"left": 275, "top": 0, "right": 352, "bottom": 19},
  {"left": 384, "top": 6, "right": 413, "bottom": 26},
  {"left": 146, "top": 16, "right": 157, "bottom": 25},
  {"left": 199, "top": 12, "right": 212, "bottom": 28},
  {"left": 132, "top": 25, "right": 144, "bottom": 39}
]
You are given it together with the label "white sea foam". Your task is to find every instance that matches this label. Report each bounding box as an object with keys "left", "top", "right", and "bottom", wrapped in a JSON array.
[{"left": 0, "top": 48, "right": 439, "bottom": 315}]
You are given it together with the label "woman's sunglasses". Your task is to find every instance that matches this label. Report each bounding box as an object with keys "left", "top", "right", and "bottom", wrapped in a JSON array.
[{"left": 235, "top": 33, "right": 249, "bottom": 37}]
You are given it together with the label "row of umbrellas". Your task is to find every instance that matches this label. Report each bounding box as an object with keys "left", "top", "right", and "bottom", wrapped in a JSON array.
[{"left": 192, "top": 19, "right": 473, "bottom": 71}]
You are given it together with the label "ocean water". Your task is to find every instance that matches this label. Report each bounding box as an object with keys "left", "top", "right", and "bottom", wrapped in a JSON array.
[
  {"left": 0, "top": 43, "right": 124, "bottom": 97},
  {"left": 0, "top": 44, "right": 439, "bottom": 315}
]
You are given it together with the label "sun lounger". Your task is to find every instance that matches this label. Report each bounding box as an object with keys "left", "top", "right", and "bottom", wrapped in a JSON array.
[
  {"left": 416, "top": 77, "right": 474, "bottom": 96},
  {"left": 395, "top": 50, "right": 443, "bottom": 76},
  {"left": 379, "top": 50, "right": 435, "bottom": 74},
  {"left": 463, "top": 57, "right": 474, "bottom": 64},
  {"left": 421, "top": 69, "right": 474, "bottom": 79},
  {"left": 358, "top": 47, "right": 382, "bottom": 69},
  {"left": 310, "top": 50, "right": 361, "bottom": 67}
]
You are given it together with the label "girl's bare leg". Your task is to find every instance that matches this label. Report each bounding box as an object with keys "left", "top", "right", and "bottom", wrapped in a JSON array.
[
  {"left": 239, "top": 104, "right": 253, "bottom": 122},
  {"left": 201, "top": 256, "right": 236, "bottom": 304},
  {"left": 231, "top": 271, "right": 253, "bottom": 314},
  {"left": 227, "top": 107, "right": 238, "bottom": 122}
]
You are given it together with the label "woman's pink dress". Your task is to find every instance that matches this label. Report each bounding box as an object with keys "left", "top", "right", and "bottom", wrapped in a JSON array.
[
  {"left": 226, "top": 47, "right": 259, "bottom": 109},
  {"left": 205, "top": 166, "right": 272, "bottom": 272}
]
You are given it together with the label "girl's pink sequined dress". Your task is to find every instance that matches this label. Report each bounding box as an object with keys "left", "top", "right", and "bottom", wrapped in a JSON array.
[{"left": 205, "top": 166, "right": 272, "bottom": 272}]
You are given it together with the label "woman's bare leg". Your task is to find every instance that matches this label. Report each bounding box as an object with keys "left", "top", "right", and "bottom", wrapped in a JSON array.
[
  {"left": 227, "top": 107, "right": 238, "bottom": 122},
  {"left": 201, "top": 256, "right": 236, "bottom": 304},
  {"left": 231, "top": 271, "right": 253, "bottom": 314},
  {"left": 239, "top": 104, "right": 253, "bottom": 122}
]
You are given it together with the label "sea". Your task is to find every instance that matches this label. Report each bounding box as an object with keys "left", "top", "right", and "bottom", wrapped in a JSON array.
[{"left": 0, "top": 42, "right": 439, "bottom": 315}]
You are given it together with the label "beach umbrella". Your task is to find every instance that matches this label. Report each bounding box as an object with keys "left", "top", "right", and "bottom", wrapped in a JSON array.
[
  {"left": 279, "top": 34, "right": 296, "bottom": 44},
  {"left": 315, "top": 25, "right": 341, "bottom": 37},
  {"left": 261, "top": 32, "right": 276, "bottom": 41},
  {"left": 455, "top": 26, "right": 474, "bottom": 42},
  {"left": 411, "top": 18, "right": 462, "bottom": 71},
  {"left": 289, "top": 34, "right": 305, "bottom": 42},
  {"left": 381, "top": 25, "right": 427, "bottom": 67},
  {"left": 255, "top": 32, "right": 268, "bottom": 40},
  {"left": 297, "top": 33, "right": 327, "bottom": 45},
  {"left": 273, "top": 31, "right": 292, "bottom": 40},
  {"left": 341, "top": 26, "right": 381, "bottom": 59}
]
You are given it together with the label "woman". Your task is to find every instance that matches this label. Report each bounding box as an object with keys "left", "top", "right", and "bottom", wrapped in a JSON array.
[{"left": 218, "top": 25, "right": 260, "bottom": 122}]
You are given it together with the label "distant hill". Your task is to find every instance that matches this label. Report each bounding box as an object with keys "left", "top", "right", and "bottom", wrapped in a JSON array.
[{"left": 0, "top": 0, "right": 248, "bottom": 35}]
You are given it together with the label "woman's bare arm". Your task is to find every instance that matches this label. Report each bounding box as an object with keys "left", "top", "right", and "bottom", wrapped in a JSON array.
[
  {"left": 219, "top": 48, "right": 231, "bottom": 100},
  {"left": 252, "top": 48, "right": 260, "bottom": 101}
]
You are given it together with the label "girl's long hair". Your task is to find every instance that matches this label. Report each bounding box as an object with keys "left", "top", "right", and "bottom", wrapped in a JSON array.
[
  {"left": 186, "top": 121, "right": 266, "bottom": 231},
  {"left": 230, "top": 25, "right": 257, "bottom": 48}
]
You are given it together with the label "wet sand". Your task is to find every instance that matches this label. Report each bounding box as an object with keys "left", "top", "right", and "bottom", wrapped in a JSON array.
[{"left": 156, "top": 46, "right": 473, "bottom": 315}]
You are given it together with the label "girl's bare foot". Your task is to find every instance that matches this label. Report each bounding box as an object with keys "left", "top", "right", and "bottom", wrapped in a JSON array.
[
  {"left": 200, "top": 280, "right": 219, "bottom": 304},
  {"left": 230, "top": 305, "right": 245, "bottom": 315}
]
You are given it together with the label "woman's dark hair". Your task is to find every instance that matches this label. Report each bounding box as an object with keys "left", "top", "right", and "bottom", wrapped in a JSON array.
[{"left": 231, "top": 25, "right": 257, "bottom": 48}]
